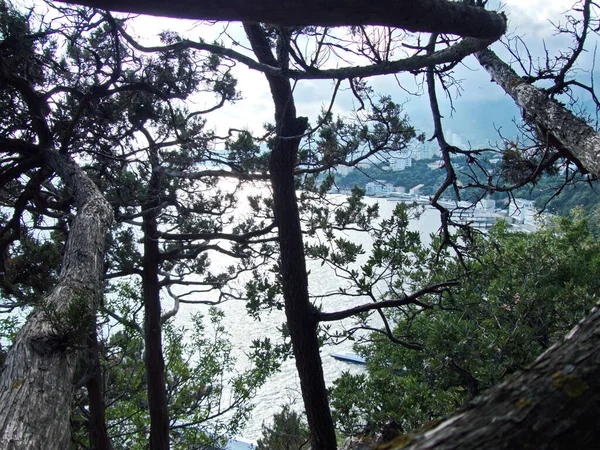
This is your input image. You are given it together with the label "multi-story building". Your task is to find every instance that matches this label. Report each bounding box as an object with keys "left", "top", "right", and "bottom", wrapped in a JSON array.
[
  {"left": 508, "top": 198, "right": 537, "bottom": 225},
  {"left": 366, "top": 180, "right": 395, "bottom": 195},
  {"left": 409, "top": 184, "right": 424, "bottom": 195},
  {"left": 390, "top": 157, "right": 412, "bottom": 171}
]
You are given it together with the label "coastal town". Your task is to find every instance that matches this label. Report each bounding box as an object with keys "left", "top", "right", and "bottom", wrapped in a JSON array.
[{"left": 330, "top": 142, "right": 542, "bottom": 232}]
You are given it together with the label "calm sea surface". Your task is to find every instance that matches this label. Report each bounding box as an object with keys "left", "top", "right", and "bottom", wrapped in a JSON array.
[{"left": 175, "top": 197, "right": 443, "bottom": 441}]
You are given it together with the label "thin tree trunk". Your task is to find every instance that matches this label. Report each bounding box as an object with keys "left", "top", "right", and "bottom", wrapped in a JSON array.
[
  {"left": 244, "top": 23, "right": 338, "bottom": 450},
  {"left": 271, "top": 126, "right": 337, "bottom": 450},
  {"left": 0, "top": 150, "right": 113, "bottom": 449},
  {"left": 476, "top": 48, "right": 600, "bottom": 176},
  {"left": 86, "top": 329, "right": 113, "bottom": 450},
  {"left": 142, "top": 149, "right": 170, "bottom": 450}
]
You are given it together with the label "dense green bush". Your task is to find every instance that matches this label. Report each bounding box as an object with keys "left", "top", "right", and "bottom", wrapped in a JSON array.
[{"left": 331, "top": 209, "right": 600, "bottom": 436}]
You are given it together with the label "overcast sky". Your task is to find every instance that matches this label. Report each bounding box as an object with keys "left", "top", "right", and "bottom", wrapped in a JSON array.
[{"left": 45, "top": 0, "right": 599, "bottom": 150}]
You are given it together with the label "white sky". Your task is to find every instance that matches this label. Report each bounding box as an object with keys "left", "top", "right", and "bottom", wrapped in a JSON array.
[
  {"left": 34, "top": 0, "right": 598, "bottom": 145},
  {"left": 504, "top": 0, "right": 577, "bottom": 23},
  {"left": 125, "top": 0, "right": 588, "bottom": 143}
]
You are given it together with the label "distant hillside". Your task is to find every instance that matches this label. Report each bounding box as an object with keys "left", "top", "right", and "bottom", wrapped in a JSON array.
[
  {"left": 335, "top": 158, "right": 443, "bottom": 195},
  {"left": 335, "top": 158, "right": 600, "bottom": 232}
]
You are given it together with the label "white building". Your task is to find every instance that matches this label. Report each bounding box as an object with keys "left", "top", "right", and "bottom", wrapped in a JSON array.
[
  {"left": 409, "top": 184, "right": 424, "bottom": 195},
  {"left": 390, "top": 157, "right": 412, "bottom": 171},
  {"left": 366, "top": 180, "right": 395, "bottom": 195},
  {"left": 427, "top": 160, "right": 445, "bottom": 170},
  {"left": 508, "top": 198, "right": 537, "bottom": 225},
  {"left": 412, "top": 142, "right": 440, "bottom": 160},
  {"left": 477, "top": 199, "right": 496, "bottom": 211}
]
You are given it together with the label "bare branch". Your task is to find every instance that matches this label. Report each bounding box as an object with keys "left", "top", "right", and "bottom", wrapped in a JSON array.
[{"left": 317, "top": 281, "right": 458, "bottom": 322}]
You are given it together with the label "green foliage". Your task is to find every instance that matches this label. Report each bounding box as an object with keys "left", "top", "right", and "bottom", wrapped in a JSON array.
[
  {"left": 331, "top": 209, "right": 600, "bottom": 436},
  {"left": 2, "top": 2, "right": 279, "bottom": 446},
  {"left": 256, "top": 405, "right": 310, "bottom": 450},
  {"left": 0, "top": 315, "right": 20, "bottom": 342},
  {"left": 298, "top": 95, "right": 417, "bottom": 171},
  {"left": 0, "top": 315, "right": 21, "bottom": 367},
  {"left": 246, "top": 266, "right": 284, "bottom": 317},
  {"left": 36, "top": 288, "right": 94, "bottom": 346},
  {"left": 226, "top": 130, "right": 269, "bottom": 172},
  {"left": 7, "top": 1, "right": 596, "bottom": 447},
  {"left": 302, "top": 184, "right": 379, "bottom": 246},
  {"left": 335, "top": 158, "right": 442, "bottom": 194},
  {"left": 71, "top": 282, "right": 274, "bottom": 449},
  {"left": 511, "top": 175, "right": 600, "bottom": 234},
  {"left": 0, "top": 227, "right": 63, "bottom": 307}
]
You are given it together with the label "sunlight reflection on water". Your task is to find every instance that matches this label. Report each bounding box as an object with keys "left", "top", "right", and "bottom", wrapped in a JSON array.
[{"left": 174, "top": 197, "right": 441, "bottom": 440}]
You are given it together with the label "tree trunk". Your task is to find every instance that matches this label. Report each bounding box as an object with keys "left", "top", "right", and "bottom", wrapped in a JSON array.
[
  {"left": 270, "top": 122, "right": 338, "bottom": 450},
  {"left": 383, "top": 301, "right": 600, "bottom": 449},
  {"left": 57, "top": 0, "right": 506, "bottom": 39},
  {"left": 142, "top": 150, "right": 170, "bottom": 450},
  {"left": 244, "top": 23, "right": 338, "bottom": 450},
  {"left": 476, "top": 48, "right": 600, "bottom": 177},
  {"left": 0, "top": 150, "right": 112, "bottom": 449},
  {"left": 86, "top": 329, "right": 113, "bottom": 450}
]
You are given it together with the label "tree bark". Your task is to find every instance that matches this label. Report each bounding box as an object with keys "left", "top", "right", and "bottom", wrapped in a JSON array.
[
  {"left": 476, "top": 48, "right": 600, "bottom": 177},
  {"left": 0, "top": 150, "right": 112, "bottom": 449},
  {"left": 142, "top": 148, "right": 170, "bottom": 450},
  {"left": 86, "top": 330, "right": 113, "bottom": 450},
  {"left": 57, "top": 0, "right": 506, "bottom": 39},
  {"left": 381, "top": 301, "right": 600, "bottom": 449},
  {"left": 244, "top": 23, "right": 337, "bottom": 450}
]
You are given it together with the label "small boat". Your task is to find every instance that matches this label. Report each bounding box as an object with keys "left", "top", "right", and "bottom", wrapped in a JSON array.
[{"left": 331, "top": 352, "right": 367, "bottom": 364}]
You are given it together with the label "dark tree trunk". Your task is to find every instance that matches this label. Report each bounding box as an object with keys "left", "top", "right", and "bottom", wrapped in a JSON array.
[
  {"left": 271, "top": 119, "right": 337, "bottom": 450},
  {"left": 476, "top": 48, "right": 600, "bottom": 177},
  {"left": 0, "top": 150, "right": 112, "bottom": 449},
  {"left": 142, "top": 151, "right": 170, "bottom": 450},
  {"left": 86, "top": 330, "right": 112, "bottom": 450},
  {"left": 389, "top": 302, "right": 600, "bottom": 449},
  {"left": 57, "top": 0, "right": 506, "bottom": 39},
  {"left": 244, "top": 23, "right": 337, "bottom": 450}
]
